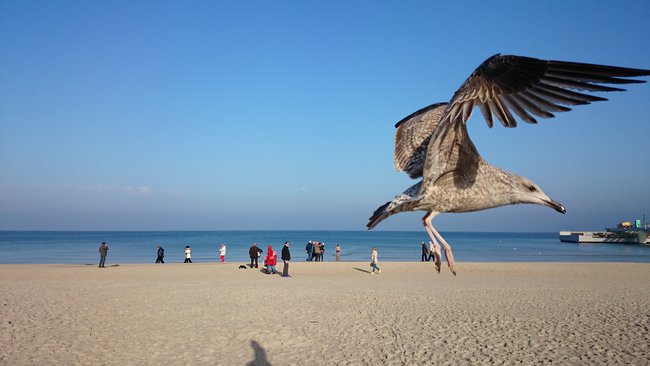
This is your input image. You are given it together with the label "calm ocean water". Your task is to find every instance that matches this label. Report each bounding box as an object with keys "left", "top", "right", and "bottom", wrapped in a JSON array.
[{"left": 1, "top": 231, "right": 649, "bottom": 265}]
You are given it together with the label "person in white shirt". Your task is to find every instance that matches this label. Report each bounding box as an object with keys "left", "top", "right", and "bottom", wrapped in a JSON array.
[
  {"left": 429, "top": 241, "right": 442, "bottom": 272},
  {"left": 370, "top": 246, "right": 380, "bottom": 274},
  {"left": 184, "top": 245, "right": 192, "bottom": 263},
  {"left": 219, "top": 243, "right": 227, "bottom": 264}
]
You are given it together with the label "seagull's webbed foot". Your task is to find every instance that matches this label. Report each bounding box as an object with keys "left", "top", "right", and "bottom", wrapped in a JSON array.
[
  {"left": 431, "top": 228, "right": 456, "bottom": 276},
  {"left": 440, "top": 241, "right": 456, "bottom": 276}
]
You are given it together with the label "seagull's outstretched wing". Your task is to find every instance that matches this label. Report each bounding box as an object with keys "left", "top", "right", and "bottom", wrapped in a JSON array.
[
  {"left": 446, "top": 54, "right": 650, "bottom": 128},
  {"left": 393, "top": 102, "right": 447, "bottom": 179},
  {"left": 423, "top": 54, "right": 650, "bottom": 188}
]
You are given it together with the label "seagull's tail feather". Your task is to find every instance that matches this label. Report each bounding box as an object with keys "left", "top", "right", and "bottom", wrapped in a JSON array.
[{"left": 367, "top": 182, "right": 421, "bottom": 230}]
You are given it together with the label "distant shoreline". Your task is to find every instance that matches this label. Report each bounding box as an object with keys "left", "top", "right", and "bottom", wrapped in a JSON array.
[
  {"left": 2, "top": 260, "right": 650, "bottom": 267},
  {"left": 0, "top": 229, "right": 564, "bottom": 234},
  {"left": 3, "top": 231, "right": 649, "bottom": 264}
]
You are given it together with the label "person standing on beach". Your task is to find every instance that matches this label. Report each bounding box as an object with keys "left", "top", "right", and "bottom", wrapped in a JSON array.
[
  {"left": 281, "top": 242, "right": 291, "bottom": 277},
  {"left": 429, "top": 240, "right": 442, "bottom": 269},
  {"left": 219, "top": 243, "right": 227, "bottom": 264},
  {"left": 319, "top": 243, "right": 325, "bottom": 262},
  {"left": 335, "top": 244, "right": 341, "bottom": 262},
  {"left": 265, "top": 245, "right": 277, "bottom": 274},
  {"left": 184, "top": 245, "right": 192, "bottom": 263},
  {"left": 305, "top": 241, "right": 313, "bottom": 261},
  {"left": 421, "top": 241, "right": 428, "bottom": 262},
  {"left": 156, "top": 245, "right": 165, "bottom": 263},
  {"left": 249, "top": 243, "right": 262, "bottom": 268},
  {"left": 370, "top": 246, "right": 380, "bottom": 274},
  {"left": 98, "top": 242, "right": 109, "bottom": 268},
  {"left": 314, "top": 241, "right": 321, "bottom": 262}
]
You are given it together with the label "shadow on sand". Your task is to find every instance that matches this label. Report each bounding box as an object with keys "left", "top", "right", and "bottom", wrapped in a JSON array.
[
  {"left": 258, "top": 268, "right": 281, "bottom": 276},
  {"left": 246, "top": 340, "right": 271, "bottom": 366},
  {"left": 353, "top": 267, "right": 371, "bottom": 274},
  {"left": 84, "top": 264, "right": 120, "bottom": 267}
]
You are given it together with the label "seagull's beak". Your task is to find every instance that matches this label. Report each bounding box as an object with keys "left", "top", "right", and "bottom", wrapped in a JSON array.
[{"left": 543, "top": 199, "right": 566, "bottom": 214}]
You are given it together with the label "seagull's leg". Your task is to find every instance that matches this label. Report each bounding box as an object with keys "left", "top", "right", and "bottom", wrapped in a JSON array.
[
  {"left": 422, "top": 213, "right": 442, "bottom": 273},
  {"left": 431, "top": 240, "right": 442, "bottom": 273},
  {"left": 430, "top": 226, "right": 456, "bottom": 276},
  {"left": 427, "top": 236, "right": 442, "bottom": 273},
  {"left": 422, "top": 212, "right": 456, "bottom": 275}
]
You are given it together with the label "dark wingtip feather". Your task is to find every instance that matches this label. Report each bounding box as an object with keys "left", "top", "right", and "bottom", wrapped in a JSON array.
[
  {"left": 367, "top": 201, "right": 391, "bottom": 229},
  {"left": 548, "top": 60, "right": 650, "bottom": 77}
]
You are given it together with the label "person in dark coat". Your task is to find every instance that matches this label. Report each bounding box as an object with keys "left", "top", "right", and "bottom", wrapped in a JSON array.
[
  {"left": 249, "top": 243, "right": 263, "bottom": 268},
  {"left": 98, "top": 242, "right": 109, "bottom": 268},
  {"left": 305, "top": 241, "right": 313, "bottom": 261},
  {"left": 281, "top": 242, "right": 291, "bottom": 277},
  {"left": 156, "top": 245, "right": 165, "bottom": 263},
  {"left": 421, "top": 241, "right": 428, "bottom": 262}
]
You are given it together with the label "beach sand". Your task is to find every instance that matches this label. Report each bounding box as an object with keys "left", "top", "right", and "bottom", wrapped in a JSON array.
[{"left": 1, "top": 262, "right": 648, "bottom": 365}]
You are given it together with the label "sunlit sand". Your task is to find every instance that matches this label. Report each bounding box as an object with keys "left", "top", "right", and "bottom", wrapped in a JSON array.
[{"left": 1, "top": 262, "right": 648, "bottom": 364}]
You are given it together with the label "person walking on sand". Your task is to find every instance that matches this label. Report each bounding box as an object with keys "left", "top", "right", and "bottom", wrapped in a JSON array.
[
  {"left": 219, "top": 243, "right": 227, "bottom": 264},
  {"left": 421, "top": 241, "right": 428, "bottom": 262},
  {"left": 335, "top": 244, "right": 341, "bottom": 262},
  {"left": 429, "top": 240, "right": 442, "bottom": 269},
  {"left": 155, "top": 245, "right": 165, "bottom": 263},
  {"left": 184, "top": 245, "right": 192, "bottom": 263},
  {"left": 98, "top": 242, "right": 109, "bottom": 268},
  {"left": 265, "top": 245, "right": 277, "bottom": 274},
  {"left": 281, "top": 242, "right": 291, "bottom": 277},
  {"left": 370, "top": 246, "right": 380, "bottom": 274},
  {"left": 249, "top": 242, "right": 262, "bottom": 268}
]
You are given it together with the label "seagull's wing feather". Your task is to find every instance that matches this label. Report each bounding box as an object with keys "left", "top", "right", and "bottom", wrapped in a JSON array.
[
  {"left": 421, "top": 117, "right": 481, "bottom": 191},
  {"left": 393, "top": 102, "right": 448, "bottom": 179},
  {"left": 445, "top": 54, "right": 650, "bottom": 128},
  {"left": 423, "top": 54, "right": 649, "bottom": 187}
]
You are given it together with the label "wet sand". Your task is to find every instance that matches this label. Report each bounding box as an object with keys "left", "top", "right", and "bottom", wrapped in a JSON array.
[{"left": 1, "top": 262, "right": 648, "bottom": 365}]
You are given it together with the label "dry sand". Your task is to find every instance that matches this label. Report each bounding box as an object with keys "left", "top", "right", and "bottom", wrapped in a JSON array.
[{"left": 1, "top": 261, "right": 648, "bottom": 365}]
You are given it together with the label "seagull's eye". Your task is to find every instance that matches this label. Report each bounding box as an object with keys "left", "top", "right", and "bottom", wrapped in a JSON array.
[{"left": 528, "top": 186, "right": 537, "bottom": 192}]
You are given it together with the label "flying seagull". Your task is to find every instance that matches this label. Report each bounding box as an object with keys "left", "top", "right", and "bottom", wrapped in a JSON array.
[{"left": 367, "top": 54, "right": 649, "bottom": 275}]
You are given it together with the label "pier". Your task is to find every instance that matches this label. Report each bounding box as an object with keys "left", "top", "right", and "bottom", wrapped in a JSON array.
[{"left": 560, "top": 219, "right": 650, "bottom": 244}]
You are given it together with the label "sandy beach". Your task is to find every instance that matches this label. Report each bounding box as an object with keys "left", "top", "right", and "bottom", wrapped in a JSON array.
[{"left": 1, "top": 261, "right": 648, "bottom": 365}]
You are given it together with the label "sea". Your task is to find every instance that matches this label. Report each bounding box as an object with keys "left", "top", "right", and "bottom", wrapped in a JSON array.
[{"left": 1, "top": 231, "right": 649, "bottom": 265}]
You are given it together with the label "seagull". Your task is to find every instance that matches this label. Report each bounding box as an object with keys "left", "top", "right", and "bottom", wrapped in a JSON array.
[{"left": 367, "top": 54, "right": 649, "bottom": 275}]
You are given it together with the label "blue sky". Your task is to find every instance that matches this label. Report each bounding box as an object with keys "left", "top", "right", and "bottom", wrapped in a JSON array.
[{"left": 1, "top": 0, "right": 649, "bottom": 231}]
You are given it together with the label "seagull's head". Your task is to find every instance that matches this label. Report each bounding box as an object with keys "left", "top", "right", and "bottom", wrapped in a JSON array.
[{"left": 515, "top": 177, "right": 566, "bottom": 214}]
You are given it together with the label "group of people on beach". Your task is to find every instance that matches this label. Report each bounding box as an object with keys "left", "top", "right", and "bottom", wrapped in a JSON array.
[
  {"left": 420, "top": 241, "right": 441, "bottom": 263},
  {"left": 97, "top": 241, "right": 382, "bottom": 275},
  {"left": 97, "top": 241, "right": 291, "bottom": 276},
  {"left": 304, "top": 241, "right": 378, "bottom": 274},
  {"left": 152, "top": 243, "right": 228, "bottom": 264},
  {"left": 305, "top": 241, "right": 342, "bottom": 262},
  {"left": 248, "top": 241, "right": 292, "bottom": 277}
]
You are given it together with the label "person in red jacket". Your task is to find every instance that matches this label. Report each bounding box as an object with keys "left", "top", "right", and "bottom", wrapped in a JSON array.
[{"left": 264, "top": 245, "right": 277, "bottom": 274}]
